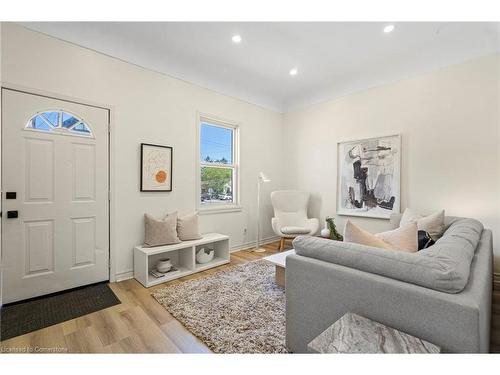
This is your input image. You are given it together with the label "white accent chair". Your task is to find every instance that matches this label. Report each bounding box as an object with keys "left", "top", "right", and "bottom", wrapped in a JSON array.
[{"left": 271, "top": 190, "right": 320, "bottom": 251}]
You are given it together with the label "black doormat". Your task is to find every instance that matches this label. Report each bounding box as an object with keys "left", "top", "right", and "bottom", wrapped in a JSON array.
[{"left": 0, "top": 282, "right": 121, "bottom": 341}]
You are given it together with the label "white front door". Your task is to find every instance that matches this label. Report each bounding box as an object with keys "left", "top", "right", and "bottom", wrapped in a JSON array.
[{"left": 1, "top": 89, "right": 110, "bottom": 303}]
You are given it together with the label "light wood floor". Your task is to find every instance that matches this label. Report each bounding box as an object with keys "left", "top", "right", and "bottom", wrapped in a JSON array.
[
  {"left": 0, "top": 241, "right": 285, "bottom": 353},
  {"left": 1, "top": 239, "right": 499, "bottom": 353}
]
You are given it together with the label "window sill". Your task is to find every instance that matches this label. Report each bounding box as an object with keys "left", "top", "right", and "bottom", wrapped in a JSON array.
[{"left": 198, "top": 205, "right": 243, "bottom": 215}]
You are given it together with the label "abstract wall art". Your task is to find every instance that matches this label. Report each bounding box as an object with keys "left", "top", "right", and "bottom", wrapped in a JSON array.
[
  {"left": 337, "top": 134, "right": 401, "bottom": 219},
  {"left": 141, "top": 143, "right": 173, "bottom": 192}
]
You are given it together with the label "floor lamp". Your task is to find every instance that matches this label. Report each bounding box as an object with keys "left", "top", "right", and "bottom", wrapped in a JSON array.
[{"left": 255, "top": 172, "right": 271, "bottom": 252}]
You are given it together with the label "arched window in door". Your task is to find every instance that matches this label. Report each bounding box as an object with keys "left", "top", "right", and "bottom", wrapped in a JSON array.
[{"left": 26, "top": 110, "right": 93, "bottom": 138}]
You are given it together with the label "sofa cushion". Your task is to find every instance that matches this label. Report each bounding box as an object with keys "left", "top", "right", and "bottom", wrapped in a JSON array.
[
  {"left": 292, "top": 218, "right": 483, "bottom": 293},
  {"left": 281, "top": 226, "right": 311, "bottom": 235}
]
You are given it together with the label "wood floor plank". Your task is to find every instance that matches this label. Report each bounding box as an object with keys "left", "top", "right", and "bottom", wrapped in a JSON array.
[
  {"left": 0, "top": 323, "right": 68, "bottom": 352},
  {"left": 73, "top": 312, "right": 93, "bottom": 331},
  {"left": 64, "top": 326, "right": 105, "bottom": 353},
  {"left": 114, "top": 335, "right": 149, "bottom": 353},
  {"left": 61, "top": 319, "right": 79, "bottom": 336},
  {"left": 118, "top": 305, "right": 181, "bottom": 353},
  {"left": 160, "top": 319, "right": 211, "bottom": 353},
  {"left": 86, "top": 308, "right": 132, "bottom": 347},
  {"left": 101, "top": 340, "right": 127, "bottom": 354},
  {"left": 118, "top": 280, "right": 174, "bottom": 327},
  {"left": 108, "top": 283, "right": 140, "bottom": 311}
]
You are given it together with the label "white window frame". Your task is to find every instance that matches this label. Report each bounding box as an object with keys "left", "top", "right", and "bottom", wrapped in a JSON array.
[{"left": 196, "top": 113, "right": 241, "bottom": 214}]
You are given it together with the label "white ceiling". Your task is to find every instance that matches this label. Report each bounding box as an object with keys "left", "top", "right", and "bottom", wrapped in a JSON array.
[{"left": 20, "top": 22, "right": 500, "bottom": 112}]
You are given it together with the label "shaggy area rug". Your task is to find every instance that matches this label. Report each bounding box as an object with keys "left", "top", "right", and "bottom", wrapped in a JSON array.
[{"left": 152, "top": 260, "right": 288, "bottom": 353}]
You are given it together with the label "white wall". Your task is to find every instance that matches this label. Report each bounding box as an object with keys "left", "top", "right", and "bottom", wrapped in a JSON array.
[
  {"left": 283, "top": 53, "right": 500, "bottom": 273},
  {"left": 2, "top": 23, "right": 499, "bottom": 281},
  {"left": 1, "top": 23, "right": 283, "bottom": 279}
]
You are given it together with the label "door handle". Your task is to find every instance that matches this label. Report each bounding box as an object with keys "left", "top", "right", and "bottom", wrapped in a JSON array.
[{"left": 7, "top": 210, "right": 18, "bottom": 219}]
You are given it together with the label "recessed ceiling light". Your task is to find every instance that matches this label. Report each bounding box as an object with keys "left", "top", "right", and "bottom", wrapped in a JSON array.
[
  {"left": 383, "top": 24, "right": 395, "bottom": 33},
  {"left": 289, "top": 68, "right": 298, "bottom": 76},
  {"left": 232, "top": 34, "right": 242, "bottom": 44}
]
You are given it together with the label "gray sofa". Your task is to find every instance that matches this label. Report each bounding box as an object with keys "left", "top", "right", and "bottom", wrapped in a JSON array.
[{"left": 285, "top": 214, "right": 493, "bottom": 353}]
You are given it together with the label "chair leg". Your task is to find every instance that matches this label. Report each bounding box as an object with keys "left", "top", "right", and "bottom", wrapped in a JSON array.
[{"left": 279, "top": 237, "right": 285, "bottom": 251}]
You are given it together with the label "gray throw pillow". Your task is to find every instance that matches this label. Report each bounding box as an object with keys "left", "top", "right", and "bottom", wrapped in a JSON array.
[
  {"left": 144, "top": 212, "right": 181, "bottom": 247},
  {"left": 177, "top": 213, "right": 203, "bottom": 241}
]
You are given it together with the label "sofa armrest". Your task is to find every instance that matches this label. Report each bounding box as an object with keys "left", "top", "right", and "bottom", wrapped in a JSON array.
[{"left": 285, "top": 254, "right": 484, "bottom": 353}]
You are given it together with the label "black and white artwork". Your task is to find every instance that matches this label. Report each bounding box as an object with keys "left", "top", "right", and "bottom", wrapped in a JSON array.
[{"left": 337, "top": 134, "right": 401, "bottom": 219}]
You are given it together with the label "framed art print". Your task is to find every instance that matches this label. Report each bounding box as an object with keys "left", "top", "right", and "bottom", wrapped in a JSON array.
[
  {"left": 337, "top": 134, "right": 401, "bottom": 219},
  {"left": 140, "top": 143, "right": 173, "bottom": 192}
]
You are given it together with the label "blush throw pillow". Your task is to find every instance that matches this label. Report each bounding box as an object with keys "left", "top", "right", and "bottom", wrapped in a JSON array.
[
  {"left": 144, "top": 211, "right": 181, "bottom": 247},
  {"left": 177, "top": 213, "right": 203, "bottom": 241},
  {"left": 375, "top": 222, "right": 418, "bottom": 253},
  {"left": 344, "top": 220, "right": 418, "bottom": 253},
  {"left": 343, "top": 220, "right": 394, "bottom": 250},
  {"left": 400, "top": 208, "right": 445, "bottom": 240}
]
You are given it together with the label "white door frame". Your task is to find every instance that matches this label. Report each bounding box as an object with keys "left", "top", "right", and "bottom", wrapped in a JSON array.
[{"left": 0, "top": 82, "right": 119, "bottom": 284}]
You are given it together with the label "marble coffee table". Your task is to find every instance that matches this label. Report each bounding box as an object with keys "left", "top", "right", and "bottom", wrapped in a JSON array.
[
  {"left": 308, "top": 312, "right": 440, "bottom": 353},
  {"left": 263, "top": 249, "right": 295, "bottom": 288}
]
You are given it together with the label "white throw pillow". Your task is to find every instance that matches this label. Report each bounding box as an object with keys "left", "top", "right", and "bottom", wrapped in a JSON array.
[
  {"left": 344, "top": 220, "right": 418, "bottom": 253},
  {"left": 400, "top": 208, "right": 445, "bottom": 240},
  {"left": 177, "top": 213, "right": 203, "bottom": 241}
]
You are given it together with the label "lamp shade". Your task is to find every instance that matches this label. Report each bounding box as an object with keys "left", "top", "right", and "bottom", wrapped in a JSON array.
[{"left": 258, "top": 172, "right": 271, "bottom": 183}]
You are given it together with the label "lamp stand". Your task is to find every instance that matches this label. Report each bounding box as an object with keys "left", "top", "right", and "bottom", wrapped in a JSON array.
[{"left": 254, "top": 178, "right": 266, "bottom": 252}]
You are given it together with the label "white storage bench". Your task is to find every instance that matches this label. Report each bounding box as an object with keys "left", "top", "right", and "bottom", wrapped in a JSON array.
[{"left": 134, "top": 233, "right": 230, "bottom": 287}]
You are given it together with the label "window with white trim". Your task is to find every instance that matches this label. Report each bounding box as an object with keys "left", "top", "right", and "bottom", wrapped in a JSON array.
[
  {"left": 26, "top": 110, "right": 93, "bottom": 138},
  {"left": 199, "top": 117, "right": 239, "bottom": 210}
]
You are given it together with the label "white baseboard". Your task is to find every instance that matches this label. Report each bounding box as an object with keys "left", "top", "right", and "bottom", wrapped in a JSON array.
[
  {"left": 115, "top": 270, "right": 134, "bottom": 282},
  {"left": 230, "top": 236, "right": 280, "bottom": 253}
]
